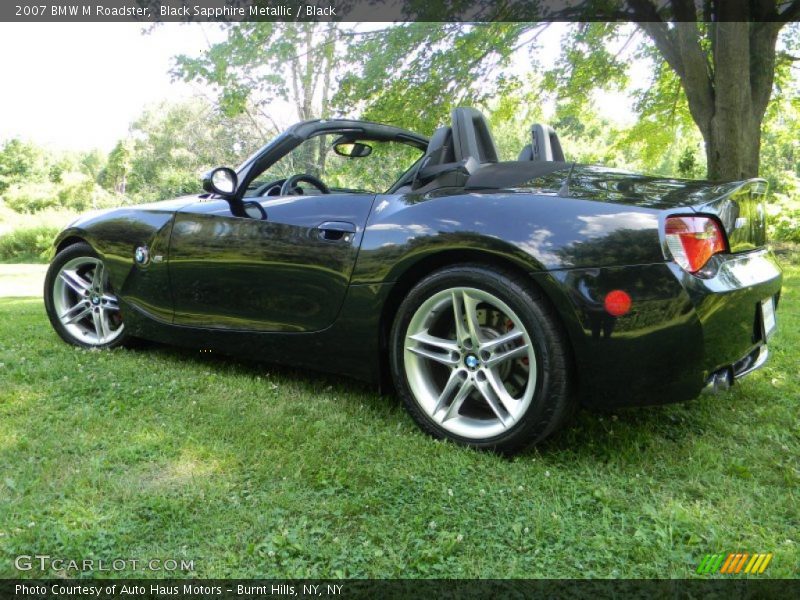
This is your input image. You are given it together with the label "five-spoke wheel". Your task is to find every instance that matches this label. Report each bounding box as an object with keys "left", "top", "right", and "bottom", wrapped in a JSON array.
[
  {"left": 45, "top": 243, "right": 128, "bottom": 348},
  {"left": 391, "top": 265, "right": 575, "bottom": 453},
  {"left": 404, "top": 287, "right": 536, "bottom": 439}
]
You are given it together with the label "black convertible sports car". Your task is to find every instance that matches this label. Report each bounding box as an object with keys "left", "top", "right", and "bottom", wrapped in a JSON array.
[{"left": 44, "top": 108, "right": 782, "bottom": 453}]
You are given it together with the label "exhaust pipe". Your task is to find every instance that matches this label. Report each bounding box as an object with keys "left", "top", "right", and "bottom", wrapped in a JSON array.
[{"left": 704, "top": 368, "right": 733, "bottom": 395}]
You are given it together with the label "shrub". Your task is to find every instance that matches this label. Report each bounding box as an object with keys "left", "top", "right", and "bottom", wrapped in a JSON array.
[
  {"left": 0, "top": 225, "right": 60, "bottom": 262},
  {"left": 2, "top": 172, "right": 126, "bottom": 215},
  {"left": 0, "top": 204, "right": 76, "bottom": 262},
  {"left": 57, "top": 176, "right": 123, "bottom": 212},
  {"left": 770, "top": 208, "right": 800, "bottom": 243},
  {"left": 767, "top": 190, "right": 800, "bottom": 244},
  {"left": 3, "top": 182, "right": 61, "bottom": 213}
]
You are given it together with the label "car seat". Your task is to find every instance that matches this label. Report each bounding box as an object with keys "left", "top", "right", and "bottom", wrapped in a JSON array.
[{"left": 411, "top": 108, "right": 499, "bottom": 192}]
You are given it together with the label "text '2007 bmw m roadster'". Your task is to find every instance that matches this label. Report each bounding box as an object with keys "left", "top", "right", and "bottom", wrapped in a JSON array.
[{"left": 44, "top": 108, "right": 783, "bottom": 454}]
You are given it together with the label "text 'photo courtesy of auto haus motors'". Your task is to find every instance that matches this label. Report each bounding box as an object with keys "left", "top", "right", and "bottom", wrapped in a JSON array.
[{"left": 43, "top": 107, "right": 782, "bottom": 455}]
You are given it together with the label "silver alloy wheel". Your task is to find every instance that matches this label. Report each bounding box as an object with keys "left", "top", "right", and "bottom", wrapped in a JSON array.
[
  {"left": 52, "top": 256, "right": 124, "bottom": 346},
  {"left": 403, "top": 287, "right": 537, "bottom": 439}
]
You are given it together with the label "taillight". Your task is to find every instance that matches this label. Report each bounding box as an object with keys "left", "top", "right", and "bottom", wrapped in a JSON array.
[{"left": 664, "top": 216, "right": 727, "bottom": 273}]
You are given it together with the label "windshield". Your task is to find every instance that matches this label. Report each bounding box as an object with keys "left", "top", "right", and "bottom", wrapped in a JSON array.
[{"left": 244, "top": 134, "right": 424, "bottom": 197}]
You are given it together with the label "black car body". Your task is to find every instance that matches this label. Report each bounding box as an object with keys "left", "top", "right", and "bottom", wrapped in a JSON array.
[{"left": 46, "top": 109, "right": 783, "bottom": 452}]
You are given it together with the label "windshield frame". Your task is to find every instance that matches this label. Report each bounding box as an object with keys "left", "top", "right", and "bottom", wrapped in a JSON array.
[
  {"left": 244, "top": 132, "right": 426, "bottom": 197},
  {"left": 231, "top": 119, "right": 428, "bottom": 204}
]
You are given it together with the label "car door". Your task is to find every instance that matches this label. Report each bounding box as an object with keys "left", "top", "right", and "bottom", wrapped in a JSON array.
[{"left": 168, "top": 193, "right": 374, "bottom": 332}]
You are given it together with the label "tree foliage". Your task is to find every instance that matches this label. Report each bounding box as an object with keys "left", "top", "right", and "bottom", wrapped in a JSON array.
[
  {"left": 335, "top": 23, "right": 531, "bottom": 135},
  {"left": 102, "top": 140, "right": 132, "bottom": 195},
  {"left": 122, "top": 99, "right": 264, "bottom": 201},
  {"left": 0, "top": 140, "right": 42, "bottom": 194},
  {"left": 174, "top": 23, "right": 342, "bottom": 134}
]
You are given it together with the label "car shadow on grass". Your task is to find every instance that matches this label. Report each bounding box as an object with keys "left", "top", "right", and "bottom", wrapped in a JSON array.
[{"left": 136, "top": 339, "right": 726, "bottom": 464}]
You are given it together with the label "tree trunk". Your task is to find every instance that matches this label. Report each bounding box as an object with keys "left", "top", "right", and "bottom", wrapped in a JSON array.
[
  {"left": 702, "top": 21, "right": 764, "bottom": 181},
  {"left": 630, "top": 1, "right": 792, "bottom": 182},
  {"left": 704, "top": 111, "right": 761, "bottom": 181}
]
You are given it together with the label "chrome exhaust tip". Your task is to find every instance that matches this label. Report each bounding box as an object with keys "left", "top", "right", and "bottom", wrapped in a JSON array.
[{"left": 703, "top": 368, "right": 733, "bottom": 395}]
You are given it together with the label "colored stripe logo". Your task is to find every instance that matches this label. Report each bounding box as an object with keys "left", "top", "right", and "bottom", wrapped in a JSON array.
[{"left": 696, "top": 552, "right": 773, "bottom": 575}]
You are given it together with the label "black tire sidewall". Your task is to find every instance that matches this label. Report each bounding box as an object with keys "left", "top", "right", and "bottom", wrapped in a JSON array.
[
  {"left": 390, "top": 265, "right": 571, "bottom": 452},
  {"left": 44, "top": 242, "right": 129, "bottom": 350}
]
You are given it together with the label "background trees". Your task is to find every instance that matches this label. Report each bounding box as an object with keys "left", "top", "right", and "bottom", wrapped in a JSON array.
[
  {"left": 173, "top": 23, "right": 343, "bottom": 134},
  {"left": 1, "top": 18, "right": 798, "bottom": 262},
  {"left": 584, "top": 1, "right": 800, "bottom": 181},
  {"left": 122, "top": 100, "right": 263, "bottom": 201}
]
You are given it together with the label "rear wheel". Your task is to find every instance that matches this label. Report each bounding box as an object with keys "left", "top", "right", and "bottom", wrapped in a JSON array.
[
  {"left": 390, "top": 265, "right": 575, "bottom": 454},
  {"left": 44, "top": 242, "right": 129, "bottom": 349}
]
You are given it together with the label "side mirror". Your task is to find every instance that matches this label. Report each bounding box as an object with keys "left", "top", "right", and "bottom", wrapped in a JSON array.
[
  {"left": 203, "top": 167, "right": 238, "bottom": 197},
  {"left": 333, "top": 141, "right": 372, "bottom": 158}
]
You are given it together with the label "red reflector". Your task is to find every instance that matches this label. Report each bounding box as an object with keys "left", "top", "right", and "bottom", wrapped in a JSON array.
[
  {"left": 604, "top": 290, "right": 631, "bottom": 317},
  {"left": 664, "top": 216, "right": 727, "bottom": 273}
]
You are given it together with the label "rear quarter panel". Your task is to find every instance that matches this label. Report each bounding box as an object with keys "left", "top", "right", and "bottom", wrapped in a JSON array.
[
  {"left": 354, "top": 190, "right": 708, "bottom": 405},
  {"left": 353, "top": 190, "right": 664, "bottom": 283}
]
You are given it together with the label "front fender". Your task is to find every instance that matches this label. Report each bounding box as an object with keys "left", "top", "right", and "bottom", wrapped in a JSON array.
[{"left": 51, "top": 206, "right": 180, "bottom": 323}]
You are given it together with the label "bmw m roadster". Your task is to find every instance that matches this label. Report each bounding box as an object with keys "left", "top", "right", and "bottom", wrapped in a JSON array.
[{"left": 44, "top": 108, "right": 783, "bottom": 453}]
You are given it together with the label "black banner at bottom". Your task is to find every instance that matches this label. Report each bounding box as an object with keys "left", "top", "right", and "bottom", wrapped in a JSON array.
[{"left": 1, "top": 579, "right": 797, "bottom": 600}]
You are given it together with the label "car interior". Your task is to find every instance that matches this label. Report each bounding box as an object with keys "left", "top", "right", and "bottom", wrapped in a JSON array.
[
  {"left": 398, "top": 108, "right": 570, "bottom": 194},
  {"left": 240, "top": 107, "right": 570, "bottom": 205}
]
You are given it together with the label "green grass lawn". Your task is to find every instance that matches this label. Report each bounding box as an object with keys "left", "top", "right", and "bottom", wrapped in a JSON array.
[{"left": 0, "top": 257, "right": 798, "bottom": 579}]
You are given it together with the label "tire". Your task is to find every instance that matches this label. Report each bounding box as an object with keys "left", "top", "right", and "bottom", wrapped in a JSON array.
[
  {"left": 389, "top": 264, "right": 576, "bottom": 454},
  {"left": 44, "top": 242, "right": 131, "bottom": 349}
]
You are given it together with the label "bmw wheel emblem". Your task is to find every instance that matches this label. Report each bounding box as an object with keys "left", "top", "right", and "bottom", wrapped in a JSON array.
[{"left": 134, "top": 246, "right": 150, "bottom": 266}]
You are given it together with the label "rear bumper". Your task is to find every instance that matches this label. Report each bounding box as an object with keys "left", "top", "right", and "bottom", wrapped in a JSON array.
[
  {"left": 538, "top": 249, "right": 782, "bottom": 408},
  {"left": 673, "top": 248, "right": 782, "bottom": 378},
  {"left": 703, "top": 344, "right": 769, "bottom": 394}
]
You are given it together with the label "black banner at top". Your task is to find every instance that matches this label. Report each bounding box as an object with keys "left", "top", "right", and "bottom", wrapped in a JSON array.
[{"left": 4, "top": 0, "right": 800, "bottom": 23}]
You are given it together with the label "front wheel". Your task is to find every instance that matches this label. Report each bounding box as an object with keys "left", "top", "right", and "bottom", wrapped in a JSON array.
[
  {"left": 44, "top": 242, "right": 129, "bottom": 349},
  {"left": 390, "top": 265, "right": 575, "bottom": 454}
]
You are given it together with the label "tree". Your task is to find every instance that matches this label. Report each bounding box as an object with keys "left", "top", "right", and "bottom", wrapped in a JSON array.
[
  {"left": 79, "top": 149, "right": 106, "bottom": 182},
  {"left": 624, "top": 1, "right": 800, "bottom": 180},
  {"left": 0, "top": 139, "right": 41, "bottom": 194},
  {"left": 173, "top": 23, "right": 342, "bottom": 134},
  {"left": 104, "top": 141, "right": 131, "bottom": 195},
  {"left": 340, "top": 6, "right": 799, "bottom": 181},
  {"left": 174, "top": 23, "right": 346, "bottom": 174},
  {"left": 123, "top": 98, "right": 264, "bottom": 201},
  {"left": 531, "top": 3, "right": 800, "bottom": 180},
  {"left": 173, "top": 12, "right": 798, "bottom": 182},
  {"left": 336, "top": 23, "right": 533, "bottom": 135}
]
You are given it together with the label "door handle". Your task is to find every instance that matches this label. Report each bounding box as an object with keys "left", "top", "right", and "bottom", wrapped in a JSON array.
[{"left": 317, "top": 221, "right": 356, "bottom": 243}]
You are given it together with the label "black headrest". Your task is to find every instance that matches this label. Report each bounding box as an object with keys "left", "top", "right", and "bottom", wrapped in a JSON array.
[
  {"left": 519, "top": 124, "right": 565, "bottom": 162},
  {"left": 451, "top": 107, "right": 499, "bottom": 164},
  {"left": 412, "top": 124, "right": 482, "bottom": 192},
  {"left": 420, "top": 126, "right": 455, "bottom": 167}
]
